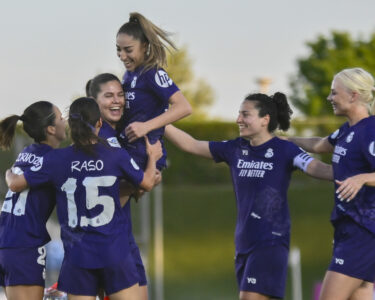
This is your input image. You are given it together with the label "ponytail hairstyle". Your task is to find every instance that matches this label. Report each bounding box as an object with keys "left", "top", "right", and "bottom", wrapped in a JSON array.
[
  {"left": 68, "top": 97, "right": 105, "bottom": 156},
  {"left": 244, "top": 92, "right": 293, "bottom": 132},
  {"left": 117, "top": 12, "right": 177, "bottom": 71},
  {"left": 0, "top": 101, "right": 55, "bottom": 150},
  {"left": 87, "top": 73, "right": 122, "bottom": 100},
  {"left": 334, "top": 67, "right": 375, "bottom": 115}
]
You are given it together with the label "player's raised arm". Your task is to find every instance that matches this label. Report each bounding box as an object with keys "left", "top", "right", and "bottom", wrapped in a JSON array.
[
  {"left": 164, "top": 124, "right": 212, "bottom": 159},
  {"left": 287, "top": 136, "right": 333, "bottom": 154}
]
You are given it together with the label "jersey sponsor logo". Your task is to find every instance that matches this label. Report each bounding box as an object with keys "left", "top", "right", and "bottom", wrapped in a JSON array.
[
  {"left": 16, "top": 152, "right": 44, "bottom": 171},
  {"left": 237, "top": 159, "right": 273, "bottom": 178},
  {"left": 369, "top": 141, "right": 375, "bottom": 156},
  {"left": 265, "top": 148, "right": 273, "bottom": 158},
  {"left": 237, "top": 159, "right": 273, "bottom": 170},
  {"left": 247, "top": 277, "right": 257, "bottom": 284},
  {"left": 335, "top": 258, "right": 344, "bottom": 265},
  {"left": 330, "top": 129, "right": 339, "bottom": 139},
  {"left": 346, "top": 131, "right": 354, "bottom": 143},
  {"left": 126, "top": 91, "right": 135, "bottom": 100},
  {"left": 107, "top": 137, "right": 121, "bottom": 148},
  {"left": 130, "top": 158, "right": 140, "bottom": 170},
  {"left": 131, "top": 76, "right": 137, "bottom": 88},
  {"left": 71, "top": 160, "right": 104, "bottom": 172},
  {"left": 332, "top": 145, "right": 347, "bottom": 164},
  {"left": 155, "top": 70, "right": 173, "bottom": 88}
]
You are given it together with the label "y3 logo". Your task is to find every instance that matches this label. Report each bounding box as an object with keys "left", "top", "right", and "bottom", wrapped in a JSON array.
[
  {"left": 335, "top": 258, "right": 344, "bottom": 265},
  {"left": 247, "top": 277, "right": 257, "bottom": 284}
]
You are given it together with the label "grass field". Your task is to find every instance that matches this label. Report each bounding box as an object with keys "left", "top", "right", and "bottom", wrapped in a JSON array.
[{"left": 135, "top": 174, "right": 334, "bottom": 300}]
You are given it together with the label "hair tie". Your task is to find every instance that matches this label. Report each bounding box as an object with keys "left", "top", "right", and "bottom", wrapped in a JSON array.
[
  {"left": 129, "top": 16, "right": 139, "bottom": 24},
  {"left": 69, "top": 113, "right": 96, "bottom": 132},
  {"left": 19, "top": 115, "right": 25, "bottom": 122}
]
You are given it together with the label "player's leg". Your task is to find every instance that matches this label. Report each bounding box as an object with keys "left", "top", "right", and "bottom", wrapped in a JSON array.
[
  {"left": 239, "top": 290, "right": 270, "bottom": 300},
  {"left": 319, "top": 271, "right": 365, "bottom": 300},
  {"left": 5, "top": 285, "right": 44, "bottom": 300},
  {"left": 108, "top": 283, "right": 141, "bottom": 300},
  {"left": 349, "top": 281, "right": 373, "bottom": 300}
]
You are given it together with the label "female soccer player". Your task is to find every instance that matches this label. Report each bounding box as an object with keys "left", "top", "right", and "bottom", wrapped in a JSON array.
[
  {"left": 87, "top": 73, "right": 150, "bottom": 300},
  {"left": 116, "top": 12, "right": 192, "bottom": 170},
  {"left": 287, "top": 68, "right": 375, "bottom": 300},
  {"left": 7, "top": 97, "right": 162, "bottom": 300},
  {"left": 165, "top": 92, "right": 333, "bottom": 300},
  {"left": 0, "top": 101, "right": 66, "bottom": 300}
]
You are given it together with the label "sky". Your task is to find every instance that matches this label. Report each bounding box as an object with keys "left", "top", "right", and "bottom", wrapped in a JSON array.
[{"left": 1, "top": 0, "right": 374, "bottom": 121}]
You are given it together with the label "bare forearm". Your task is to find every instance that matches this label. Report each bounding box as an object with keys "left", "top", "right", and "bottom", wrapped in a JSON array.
[
  {"left": 288, "top": 136, "right": 332, "bottom": 153},
  {"left": 306, "top": 160, "right": 333, "bottom": 181}
]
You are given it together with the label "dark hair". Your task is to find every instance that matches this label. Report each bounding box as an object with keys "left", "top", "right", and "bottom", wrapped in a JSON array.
[
  {"left": 0, "top": 101, "right": 55, "bottom": 150},
  {"left": 117, "top": 12, "right": 177, "bottom": 71},
  {"left": 86, "top": 73, "right": 121, "bottom": 99},
  {"left": 244, "top": 92, "right": 292, "bottom": 132},
  {"left": 68, "top": 97, "right": 105, "bottom": 155}
]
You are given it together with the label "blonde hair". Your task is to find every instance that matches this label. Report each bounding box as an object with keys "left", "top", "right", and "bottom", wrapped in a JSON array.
[
  {"left": 334, "top": 67, "right": 375, "bottom": 114},
  {"left": 117, "top": 12, "right": 177, "bottom": 71}
]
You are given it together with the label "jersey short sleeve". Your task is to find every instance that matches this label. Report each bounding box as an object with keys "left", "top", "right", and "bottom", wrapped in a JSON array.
[
  {"left": 23, "top": 153, "right": 53, "bottom": 188},
  {"left": 145, "top": 68, "right": 179, "bottom": 105},
  {"left": 117, "top": 148, "right": 144, "bottom": 186},
  {"left": 209, "top": 140, "right": 234, "bottom": 164}
]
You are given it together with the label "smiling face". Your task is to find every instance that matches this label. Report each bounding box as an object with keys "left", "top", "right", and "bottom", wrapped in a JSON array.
[
  {"left": 116, "top": 33, "right": 147, "bottom": 72},
  {"left": 95, "top": 80, "right": 125, "bottom": 128},
  {"left": 236, "top": 100, "right": 269, "bottom": 140},
  {"left": 327, "top": 78, "right": 353, "bottom": 116}
]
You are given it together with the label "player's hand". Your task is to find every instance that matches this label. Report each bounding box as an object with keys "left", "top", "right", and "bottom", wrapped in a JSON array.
[
  {"left": 125, "top": 121, "right": 150, "bottom": 143},
  {"left": 335, "top": 174, "right": 365, "bottom": 202},
  {"left": 155, "top": 170, "right": 162, "bottom": 185},
  {"left": 145, "top": 136, "right": 162, "bottom": 161}
]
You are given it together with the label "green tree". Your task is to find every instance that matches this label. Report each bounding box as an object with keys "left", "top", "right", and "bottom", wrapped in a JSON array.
[
  {"left": 290, "top": 31, "right": 375, "bottom": 117},
  {"left": 166, "top": 46, "right": 215, "bottom": 120}
]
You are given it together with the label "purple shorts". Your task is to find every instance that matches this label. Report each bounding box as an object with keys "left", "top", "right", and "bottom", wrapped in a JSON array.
[
  {"left": 235, "top": 244, "right": 288, "bottom": 299},
  {"left": 329, "top": 217, "right": 375, "bottom": 282},
  {"left": 0, "top": 246, "right": 46, "bottom": 287},
  {"left": 57, "top": 251, "right": 139, "bottom": 296},
  {"left": 130, "top": 245, "right": 147, "bottom": 286}
]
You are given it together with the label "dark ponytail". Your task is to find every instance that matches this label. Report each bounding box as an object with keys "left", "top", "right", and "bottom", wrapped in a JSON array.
[
  {"left": 271, "top": 92, "right": 292, "bottom": 131},
  {"left": 0, "top": 101, "right": 55, "bottom": 150},
  {"left": 244, "top": 92, "right": 292, "bottom": 132},
  {"left": 68, "top": 97, "right": 105, "bottom": 156}
]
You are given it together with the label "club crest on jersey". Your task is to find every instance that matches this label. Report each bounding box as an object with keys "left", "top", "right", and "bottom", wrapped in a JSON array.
[
  {"left": 107, "top": 137, "right": 121, "bottom": 148},
  {"left": 242, "top": 149, "right": 248, "bottom": 156},
  {"left": 155, "top": 70, "right": 173, "bottom": 88},
  {"left": 265, "top": 148, "right": 274, "bottom": 158},
  {"left": 369, "top": 141, "right": 375, "bottom": 156},
  {"left": 346, "top": 132, "right": 354, "bottom": 143},
  {"left": 131, "top": 76, "right": 137, "bottom": 88}
]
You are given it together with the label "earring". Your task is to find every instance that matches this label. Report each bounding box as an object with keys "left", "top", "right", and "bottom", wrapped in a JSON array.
[{"left": 146, "top": 44, "right": 151, "bottom": 56}]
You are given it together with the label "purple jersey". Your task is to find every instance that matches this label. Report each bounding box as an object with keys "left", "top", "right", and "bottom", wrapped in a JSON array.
[
  {"left": 23, "top": 143, "right": 144, "bottom": 269},
  {"left": 209, "top": 137, "right": 310, "bottom": 254},
  {"left": 328, "top": 116, "right": 375, "bottom": 233},
  {"left": 0, "top": 144, "right": 55, "bottom": 248},
  {"left": 98, "top": 122, "right": 136, "bottom": 244},
  {"left": 120, "top": 67, "right": 179, "bottom": 169}
]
